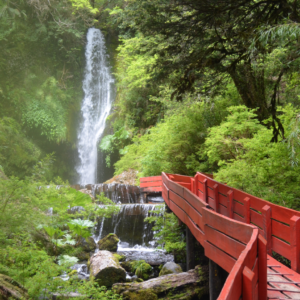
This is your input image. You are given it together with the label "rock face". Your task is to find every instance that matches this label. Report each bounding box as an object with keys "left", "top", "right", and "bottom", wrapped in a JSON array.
[
  {"left": 98, "top": 233, "right": 119, "bottom": 252},
  {"left": 159, "top": 262, "right": 182, "bottom": 276},
  {"left": 113, "top": 265, "right": 208, "bottom": 300},
  {"left": 89, "top": 251, "right": 126, "bottom": 287},
  {"left": 0, "top": 274, "right": 29, "bottom": 300}
]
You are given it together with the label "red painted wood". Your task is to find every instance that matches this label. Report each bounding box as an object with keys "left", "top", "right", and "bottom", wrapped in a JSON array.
[
  {"left": 214, "top": 184, "right": 219, "bottom": 213},
  {"left": 228, "top": 190, "right": 234, "bottom": 219},
  {"left": 204, "top": 224, "right": 246, "bottom": 259},
  {"left": 250, "top": 209, "right": 263, "bottom": 228},
  {"left": 183, "top": 188, "right": 207, "bottom": 214},
  {"left": 258, "top": 235, "right": 267, "bottom": 300},
  {"left": 167, "top": 180, "right": 184, "bottom": 197},
  {"left": 140, "top": 181, "right": 162, "bottom": 188},
  {"left": 244, "top": 230, "right": 258, "bottom": 270},
  {"left": 176, "top": 182, "right": 191, "bottom": 190},
  {"left": 203, "top": 178, "right": 207, "bottom": 203},
  {"left": 219, "top": 193, "right": 228, "bottom": 208},
  {"left": 219, "top": 204, "right": 229, "bottom": 217},
  {"left": 207, "top": 186, "right": 215, "bottom": 200},
  {"left": 272, "top": 219, "right": 290, "bottom": 244},
  {"left": 207, "top": 197, "right": 216, "bottom": 212},
  {"left": 272, "top": 236, "right": 291, "bottom": 260},
  {"left": 243, "top": 266, "right": 255, "bottom": 300},
  {"left": 290, "top": 216, "right": 300, "bottom": 273},
  {"left": 204, "top": 240, "right": 236, "bottom": 273},
  {"left": 233, "top": 200, "right": 245, "bottom": 218},
  {"left": 140, "top": 176, "right": 162, "bottom": 182},
  {"left": 167, "top": 173, "right": 192, "bottom": 183},
  {"left": 252, "top": 257, "right": 258, "bottom": 286},
  {"left": 140, "top": 186, "right": 162, "bottom": 192},
  {"left": 244, "top": 197, "right": 251, "bottom": 224},
  {"left": 202, "top": 207, "right": 252, "bottom": 244},
  {"left": 233, "top": 212, "right": 245, "bottom": 223},
  {"left": 262, "top": 205, "right": 272, "bottom": 255},
  {"left": 190, "top": 178, "right": 195, "bottom": 194}
]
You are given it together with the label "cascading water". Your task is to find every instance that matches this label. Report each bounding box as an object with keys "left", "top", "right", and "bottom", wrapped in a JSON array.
[{"left": 76, "top": 28, "right": 114, "bottom": 185}]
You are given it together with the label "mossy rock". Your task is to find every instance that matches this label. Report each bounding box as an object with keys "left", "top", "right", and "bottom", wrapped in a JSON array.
[
  {"left": 98, "top": 233, "right": 119, "bottom": 252},
  {"left": 113, "top": 253, "right": 126, "bottom": 262},
  {"left": 134, "top": 262, "right": 152, "bottom": 280},
  {"left": 159, "top": 262, "right": 182, "bottom": 276},
  {"left": 0, "top": 274, "right": 29, "bottom": 300},
  {"left": 120, "top": 261, "right": 132, "bottom": 272},
  {"left": 122, "top": 289, "right": 157, "bottom": 300},
  {"left": 79, "top": 236, "right": 96, "bottom": 252},
  {"left": 67, "top": 270, "right": 78, "bottom": 276}
]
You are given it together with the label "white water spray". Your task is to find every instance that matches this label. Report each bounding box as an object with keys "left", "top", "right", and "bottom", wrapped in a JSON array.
[{"left": 76, "top": 28, "right": 114, "bottom": 184}]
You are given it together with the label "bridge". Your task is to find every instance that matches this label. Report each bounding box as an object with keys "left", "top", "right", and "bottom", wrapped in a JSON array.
[{"left": 140, "top": 172, "right": 300, "bottom": 300}]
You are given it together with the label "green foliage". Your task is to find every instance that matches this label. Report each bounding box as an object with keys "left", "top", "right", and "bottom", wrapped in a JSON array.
[
  {"left": 146, "top": 208, "right": 186, "bottom": 259},
  {"left": 130, "top": 260, "right": 152, "bottom": 280},
  {"left": 57, "top": 254, "right": 79, "bottom": 266},
  {"left": 205, "top": 105, "right": 300, "bottom": 209}
]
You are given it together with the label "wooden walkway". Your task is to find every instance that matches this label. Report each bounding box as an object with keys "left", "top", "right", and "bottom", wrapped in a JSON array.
[{"left": 141, "top": 172, "right": 300, "bottom": 300}]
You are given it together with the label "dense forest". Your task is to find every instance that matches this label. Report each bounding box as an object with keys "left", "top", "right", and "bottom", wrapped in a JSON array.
[{"left": 2, "top": 0, "right": 300, "bottom": 299}]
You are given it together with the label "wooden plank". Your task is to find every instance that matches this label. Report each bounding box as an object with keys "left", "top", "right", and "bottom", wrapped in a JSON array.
[
  {"left": 233, "top": 213, "right": 245, "bottom": 223},
  {"left": 219, "top": 193, "right": 228, "bottom": 208},
  {"left": 168, "top": 180, "right": 184, "bottom": 197},
  {"left": 233, "top": 200, "right": 245, "bottom": 217},
  {"left": 168, "top": 174, "right": 192, "bottom": 183},
  {"left": 169, "top": 190, "right": 204, "bottom": 231},
  {"left": 243, "top": 266, "right": 255, "bottom": 300},
  {"left": 196, "top": 172, "right": 208, "bottom": 183},
  {"left": 202, "top": 207, "right": 253, "bottom": 244},
  {"left": 203, "top": 178, "right": 207, "bottom": 203},
  {"left": 190, "top": 178, "right": 196, "bottom": 195},
  {"left": 208, "top": 197, "right": 216, "bottom": 212},
  {"left": 207, "top": 186, "right": 215, "bottom": 200},
  {"left": 272, "top": 236, "right": 291, "bottom": 260},
  {"left": 176, "top": 182, "right": 191, "bottom": 190},
  {"left": 141, "top": 186, "right": 162, "bottom": 192},
  {"left": 244, "top": 230, "right": 258, "bottom": 270},
  {"left": 204, "top": 225, "right": 246, "bottom": 259},
  {"left": 140, "top": 176, "right": 162, "bottom": 183},
  {"left": 258, "top": 235, "right": 267, "bottom": 300},
  {"left": 204, "top": 240, "right": 236, "bottom": 273},
  {"left": 183, "top": 188, "right": 207, "bottom": 214},
  {"left": 272, "top": 219, "right": 290, "bottom": 244},
  {"left": 219, "top": 204, "right": 229, "bottom": 217},
  {"left": 290, "top": 216, "right": 300, "bottom": 273},
  {"left": 250, "top": 209, "right": 263, "bottom": 228},
  {"left": 140, "top": 181, "right": 162, "bottom": 188},
  {"left": 252, "top": 257, "right": 258, "bottom": 286}
]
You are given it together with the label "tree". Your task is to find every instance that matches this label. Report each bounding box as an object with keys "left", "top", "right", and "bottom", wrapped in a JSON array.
[{"left": 114, "top": 0, "right": 300, "bottom": 140}]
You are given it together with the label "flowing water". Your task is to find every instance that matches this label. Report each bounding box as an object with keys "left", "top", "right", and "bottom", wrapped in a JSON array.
[{"left": 76, "top": 28, "right": 114, "bottom": 185}]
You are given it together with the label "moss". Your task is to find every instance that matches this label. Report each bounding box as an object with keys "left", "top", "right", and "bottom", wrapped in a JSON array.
[
  {"left": 124, "top": 289, "right": 157, "bottom": 300},
  {"left": 113, "top": 254, "right": 126, "bottom": 262},
  {"left": 98, "top": 233, "right": 119, "bottom": 252},
  {"left": 67, "top": 270, "right": 78, "bottom": 276}
]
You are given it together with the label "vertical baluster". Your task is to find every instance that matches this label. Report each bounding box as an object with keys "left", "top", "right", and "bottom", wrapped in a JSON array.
[
  {"left": 243, "top": 266, "right": 255, "bottom": 300},
  {"left": 203, "top": 178, "right": 208, "bottom": 203},
  {"left": 244, "top": 197, "right": 250, "bottom": 224},
  {"left": 213, "top": 184, "right": 219, "bottom": 212},
  {"left": 262, "top": 205, "right": 272, "bottom": 255},
  {"left": 227, "top": 190, "right": 233, "bottom": 219},
  {"left": 258, "top": 234, "right": 267, "bottom": 300},
  {"left": 290, "top": 215, "right": 300, "bottom": 272}
]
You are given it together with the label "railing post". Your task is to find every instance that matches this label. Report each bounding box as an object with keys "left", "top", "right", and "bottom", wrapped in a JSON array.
[
  {"left": 203, "top": 178, "right": 208, "bottom": 203},
  {"left": 290, "top": 215, "right": 300, "bottom": 272},
  {"left": 209, "top": 259, "right": 228, "bottom": 300},
  {"left": 213, "top": 184, "right": 219, "bottom": 212},
  {"left": 243, "top": 266, "right": 255, "bottom": 300},
  {"left": 190, "top": 178, "right": 195, "bottom": 194},
  {"left": 244, "top": 197, "right": 250, "bottom": 224},
  {"left": 258, "top": 234, "right": 267, "bottom": 300},
  {"left": 262, "top": 205, "right": 272, "bottom": 255},
  {"left": 227, "top": 190, "right": 233, "bottom": 219}
]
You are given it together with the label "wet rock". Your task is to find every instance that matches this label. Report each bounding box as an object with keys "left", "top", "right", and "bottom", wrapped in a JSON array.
[
  {"left": 113, "top": 265, "right": 208, "bottom": 300},
  {"left": 89, "top": 250, "right": 126, "bottom": 287},
  {"left": 159, "top": 262, "right": 182, "bottom": 276},
  {"left": 105, "top": 169, "right": 139, "bottom": 186},
  {"left": 79, "top": 237, "right": 96, "bottom": 252},
  {"left": 113, "top": 253, "right": 126, "bottom": 262},
  {"left": 0, "top": 274, "right": 29, "bottom": 299},
  {"left": 98, "top": 233, "right": 119, "bottom": 252}
]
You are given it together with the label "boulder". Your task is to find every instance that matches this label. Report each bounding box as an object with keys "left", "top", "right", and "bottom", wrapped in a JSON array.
[
  {"left": 113, "top": 265, "right": 208, "bottom": 300},
  {"left": 89, "top": 251, "right": 126, "bottom": 287},
  {"left": 159, "top": 262, "right": 182, "bottom": 276},
  {"left": 79, "top": 237, "right": 96, "bottom": 252},
  {"left": 98, "top": 233, "right": 119, "bottom": 252},
  {"left": 0, "top": 274, "right": 29, "bottom": 300}
]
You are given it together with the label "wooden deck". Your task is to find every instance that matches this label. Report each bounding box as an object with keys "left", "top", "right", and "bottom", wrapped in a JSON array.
[{"left": 140, "top": 172, "right": 300, "bottom": 300}]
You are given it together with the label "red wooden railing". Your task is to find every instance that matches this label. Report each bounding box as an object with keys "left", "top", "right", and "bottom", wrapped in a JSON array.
[
  {"left": 141, "top": 172, "right": 300, "bottom": 300},
  {"left": 140, "top": 176, "right": 162, "bottom": 192}
]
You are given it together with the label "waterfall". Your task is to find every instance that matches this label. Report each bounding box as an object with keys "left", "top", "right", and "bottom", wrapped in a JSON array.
[{"left": 76, "top": 28, "right": 114, "bottom": 185}]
